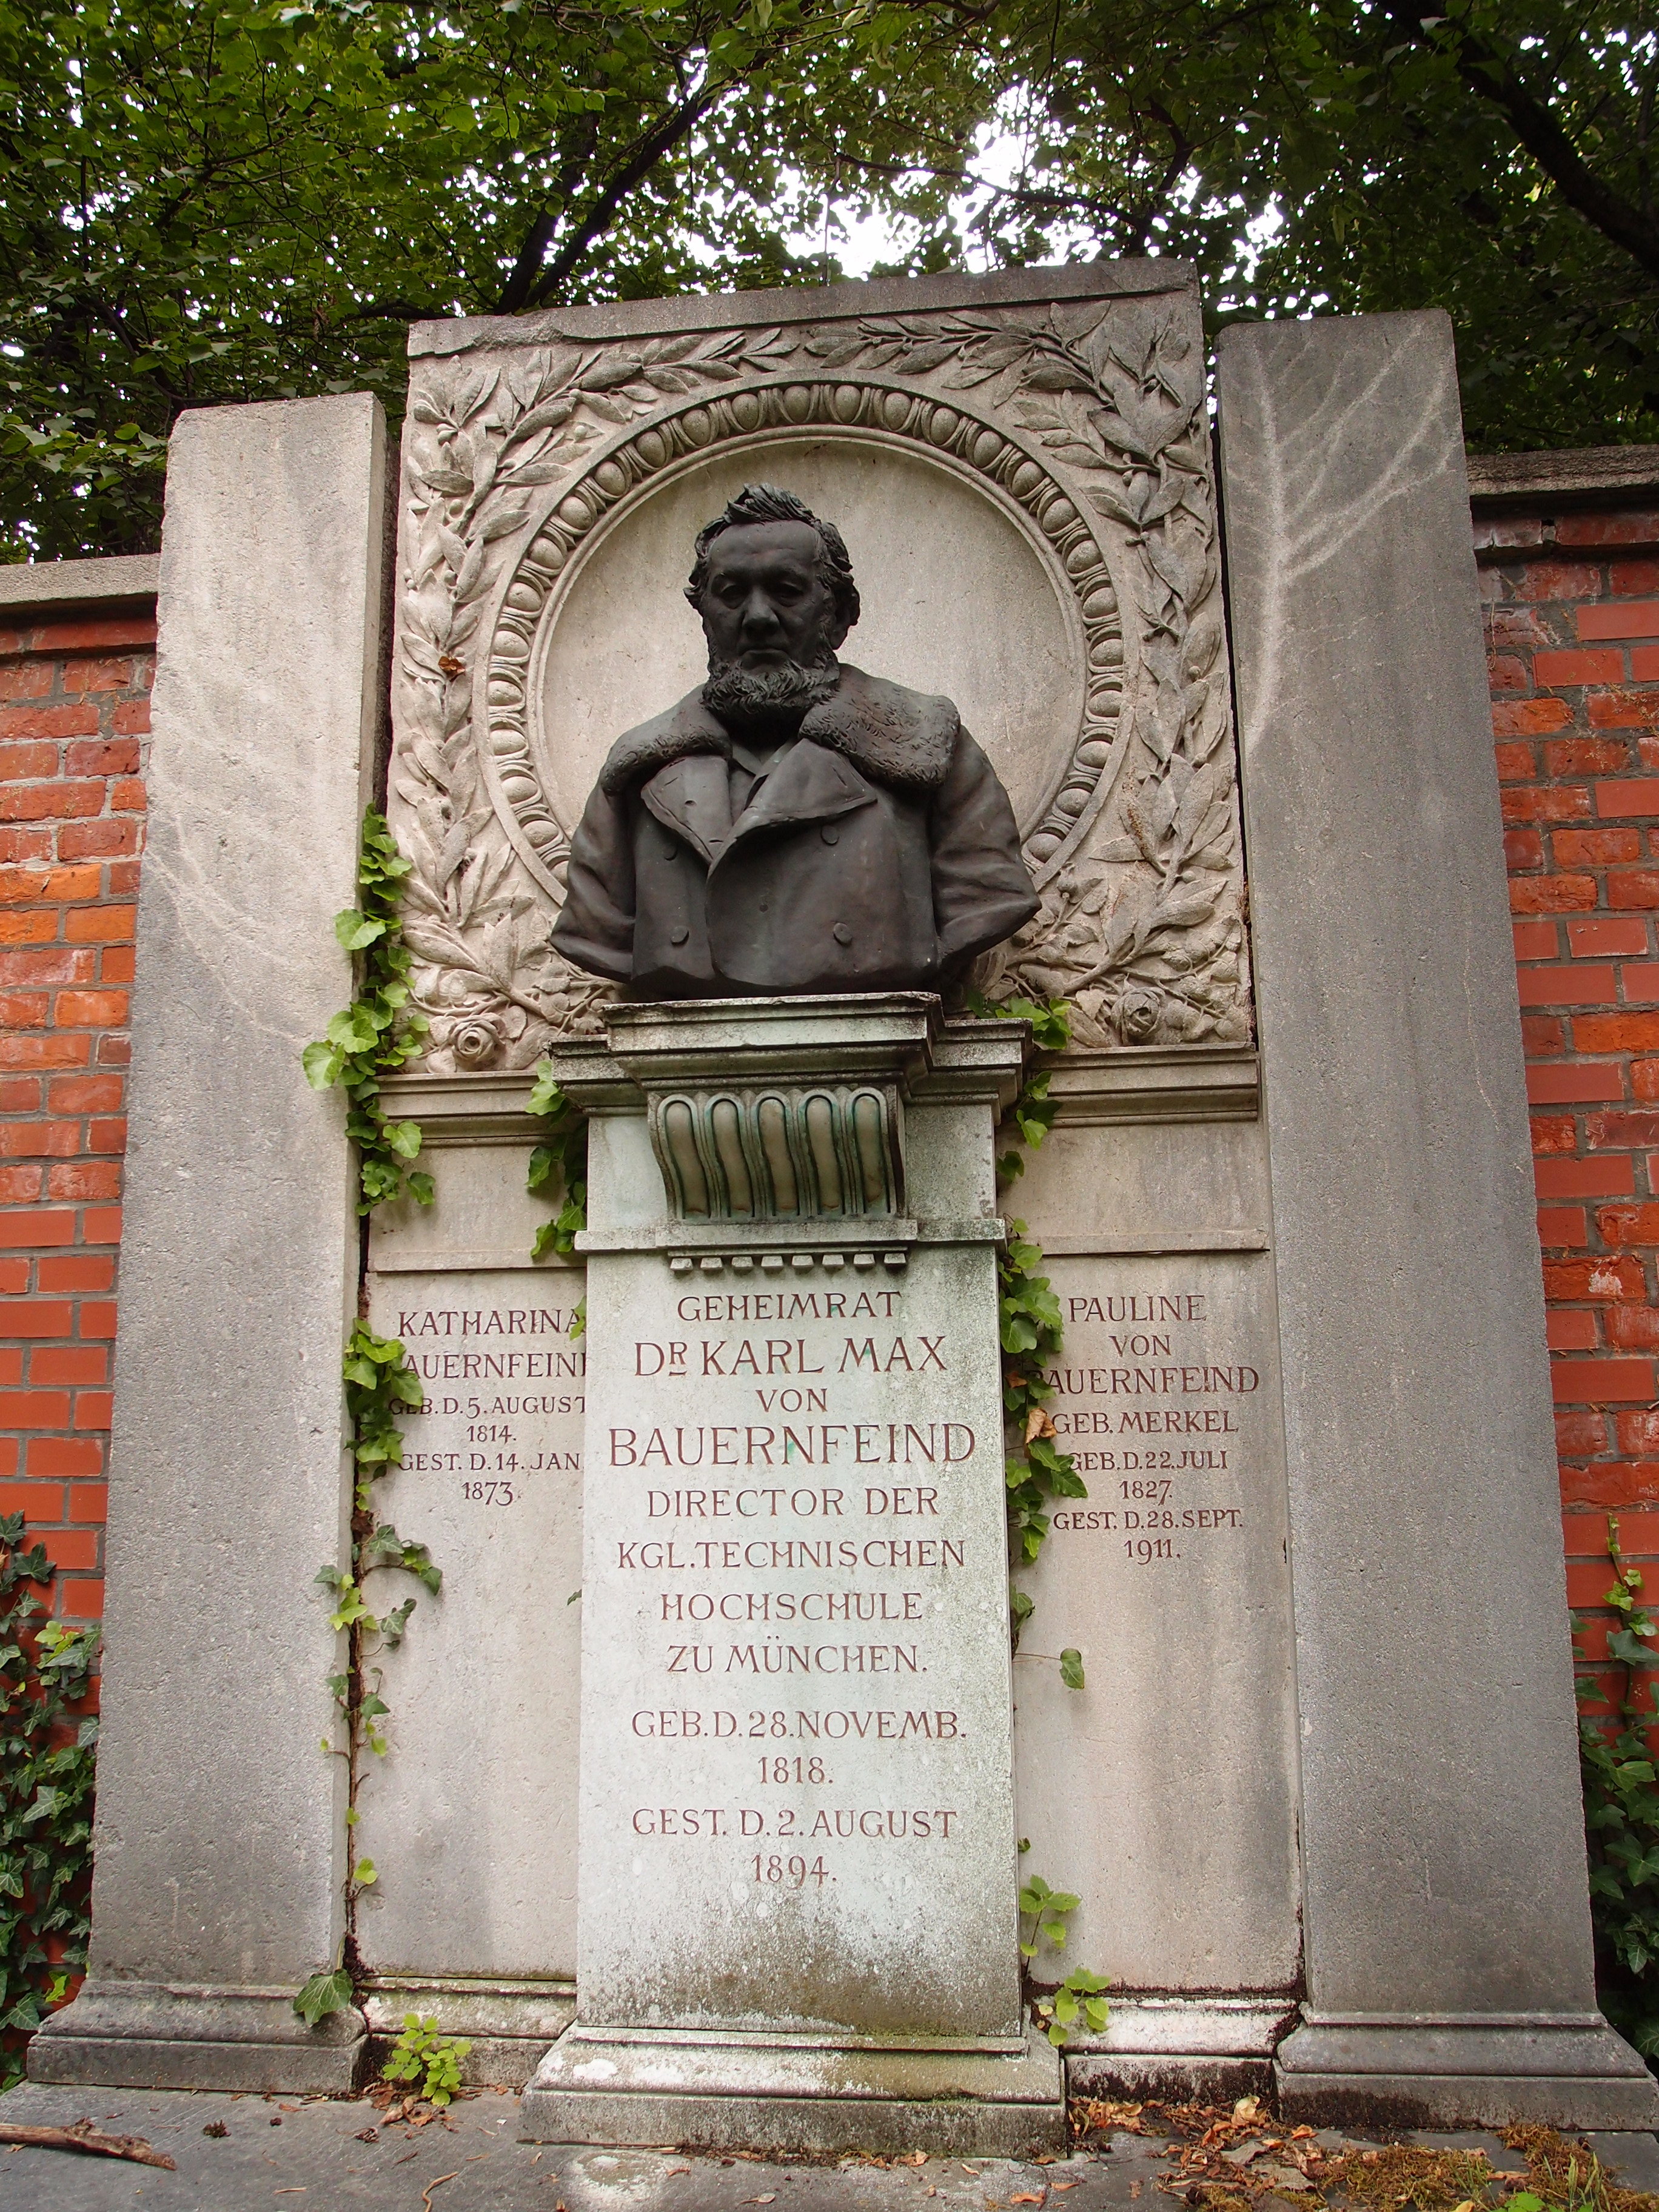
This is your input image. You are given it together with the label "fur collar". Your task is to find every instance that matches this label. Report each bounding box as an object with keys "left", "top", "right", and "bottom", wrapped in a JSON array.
[{"left": 598, "top": 663, "right": 960, "bottom": 796}]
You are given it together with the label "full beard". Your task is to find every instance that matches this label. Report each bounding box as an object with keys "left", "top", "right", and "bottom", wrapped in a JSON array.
[{"left": 702, "top": 651, "right": 839, "bottom": 734}]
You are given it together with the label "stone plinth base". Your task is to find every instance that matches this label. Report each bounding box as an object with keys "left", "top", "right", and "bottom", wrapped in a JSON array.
[
  {"left": 363, "top": 1977, "right": 577, "bottom": 2091},
  {"left": 1274, "top": 2016, "right": 1659, "bottom": 2130},
  {"left": 27, "top": 1981, "right": 367, "bottom": 2094},
  {"left": 1066, "top": 1997, "right": 1298, "bottom": 2106},
  {"left": 520, "top": 2028, "right": 1065, "bottom": 2155}
]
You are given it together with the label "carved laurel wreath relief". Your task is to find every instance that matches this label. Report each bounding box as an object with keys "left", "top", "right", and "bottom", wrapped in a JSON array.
[{"left": 389, "top": 290, "right": 1253, "bottom": 1071}]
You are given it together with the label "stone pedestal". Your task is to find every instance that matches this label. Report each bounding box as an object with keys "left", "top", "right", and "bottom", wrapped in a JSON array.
[{"left": 521, "top": 995, "right": 1064, "bottom": 2152}]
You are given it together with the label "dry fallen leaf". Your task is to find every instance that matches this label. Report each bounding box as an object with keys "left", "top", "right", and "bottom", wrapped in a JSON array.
[
  {"left": 745, "top": 2195, "right": 777, "bottom": 2203},
  {"left": 1011, "top": 2193, "right": 1045, "bottom": 2204}
]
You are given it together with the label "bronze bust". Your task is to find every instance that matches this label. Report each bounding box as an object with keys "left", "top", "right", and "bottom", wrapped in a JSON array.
[{"left": 551, "top": 483, "right": 1038, "bottom": 999}]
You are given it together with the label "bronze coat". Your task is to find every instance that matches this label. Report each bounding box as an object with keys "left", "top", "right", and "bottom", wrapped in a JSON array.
[{"left": 551, "top": 665, "right": 1038, "bottom": 997}]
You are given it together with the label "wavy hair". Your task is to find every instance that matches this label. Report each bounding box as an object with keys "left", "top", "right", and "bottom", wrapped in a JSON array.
[{"left": 685, "top": 482, "right": 860, "bottom": 638}]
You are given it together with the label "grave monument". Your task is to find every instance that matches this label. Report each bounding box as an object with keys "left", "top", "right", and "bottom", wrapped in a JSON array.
[{"left": 27, "top": 261, "right": 1659, "bottom": 2136}]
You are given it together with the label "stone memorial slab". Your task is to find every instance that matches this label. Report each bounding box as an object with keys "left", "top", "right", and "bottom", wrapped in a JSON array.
[
  {"left": 48, "top": 265, "right": 1646, "bottom": 2140},
  {"left": 30, "top": 394, "right": 391, "bottom": 2093},
  {"left": 1013, "top": 1250, "right": 1298, "bottom": 2014},
  {"left": 580, "top": 1241, "right": 1013, "bottom": 2035},
  {"left": 355, "top": 1268, "right": 586, "bottom": 2076}
]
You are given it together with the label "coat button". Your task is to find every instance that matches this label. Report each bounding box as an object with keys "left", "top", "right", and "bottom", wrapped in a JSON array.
[
  {"left": 820, "top": 823, "right": 840, "bottom": 845},
  {"left": 758, "top": 898, "right": 769, "bottom": 913},
  {"left": 833, "top": 922, "right": 853, "bottom": 945},
  {"left": 661, "top": 840, "right": 678, "bottom": 859},
  {"left": 669, "top": 925, "right": 689, "bottom": 945}
]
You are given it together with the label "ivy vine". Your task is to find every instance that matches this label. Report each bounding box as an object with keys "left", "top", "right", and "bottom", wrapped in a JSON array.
[
  {"left": 972, "top": 993, "right": 1088, "bottom": 1683},
  {"left": 527, "top": 1059, "right": 588, "bottom": 1265},
  {"left": 297, "top": 815, "right": 442, "bottom": 2034},
  {"left": 302, "top": 809, "right": 433, "bottom": 1214},
  {"left": 0, "top": 1516, "right": 98, "bottom": 2090},
  {"left": 1577, "top": 1512, "right": 1659, "bottom": 2061}
]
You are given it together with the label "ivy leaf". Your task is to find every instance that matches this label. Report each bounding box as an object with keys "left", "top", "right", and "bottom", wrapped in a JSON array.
[
  {"left": 293, "top": 1967, "right": 354, "bottom": 2028},
  {"left": 301, "top": 1041, "right": 344, "bottom": 1090},
  {"left": 1060, "top": 1647, "right": 1086, "bottom": 1691},
  {"left": 334, "top": 910, "right": 387, "bottom": 952}
]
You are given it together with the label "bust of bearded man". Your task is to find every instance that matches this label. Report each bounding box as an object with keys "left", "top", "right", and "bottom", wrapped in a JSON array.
[{"left": 550, "top": 481, "right": 1039, "bottom": 1000}]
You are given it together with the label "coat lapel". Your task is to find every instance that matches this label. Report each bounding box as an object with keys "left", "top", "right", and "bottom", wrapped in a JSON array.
[
  {"left": 718, "top": 741, "right": 876, "bottom": 860},
  {"left": 640, "top": 753, "right": 734, "bottom": 865}
]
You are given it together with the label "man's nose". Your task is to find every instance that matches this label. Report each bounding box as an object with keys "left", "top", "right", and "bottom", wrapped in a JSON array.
[{"left": 739, "top": 588, "right": 782, "bottom": 638}]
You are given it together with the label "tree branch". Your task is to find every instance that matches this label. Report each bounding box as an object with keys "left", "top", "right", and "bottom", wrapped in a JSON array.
[
  {"left": 523, "top": 79, "right": 724, "bottom": 310},
  {"left": 1389, "top": 2, "right": 1659, "bottom": 284},
  {"left": 495, "top": 112, "right": 601, "bottom": 315}
]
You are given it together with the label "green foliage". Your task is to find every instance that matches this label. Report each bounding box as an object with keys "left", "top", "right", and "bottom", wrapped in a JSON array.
[
  {"left": 293, "top": 1966, "right": 354, "bottom": 2029},
  {"left": 1031, "top": 1968, "right": 1111, "bottom": 2049},
  {"left": 969, "top": 992, "right": 1069, "bottom": 1186},
  {"left": 1018, "top": 1872, "right": 1078, "bottom": 1959},
  {"left": 318, "top": 1325, "right": 431, "bottom": 1764},
  {"left": 0, "top": 0, "right": 1002, "bottom": 555},
  {"left": 894, "top": 1, "right": 1659, "bottom": 451},
  {"left": 2, "top": 2, "right": 1652, "bottom": 560},
  {"left": 383, "top": 2011, "right": 471, "bottom": 2107},
  {"left": 1018, "top": 1871, "right": 1110, "bottom": 2047},
  {"left": 0, "top": 1, "right": 1653, "bottom": 557},
  {"left": 1577, "top": 1514, "right": 1659, "bottom": 2055},
  {"left": 296, "top": 816, "right": 441, "bottom": 2028},
  {"left": 528, "top": 1059, "right": 588, "bottom": 1262},
  {"left": 303, "top": 810, "right": 432, "bottom": 1216},
  {"left": 0, "top": 1514, "right": 98, "bottom": 2091},
  {"left": 976, "top": 994, "right": 1088, "bottom": 1669},
  {"left": 343, "top": 1321, "right": 425, "bottom": 1504}
]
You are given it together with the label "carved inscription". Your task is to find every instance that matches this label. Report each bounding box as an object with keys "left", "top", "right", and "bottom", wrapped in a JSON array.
[
  {"left": 579, "top": 1247, "right": 1016, "bottom": 2031},
  {"left": 1008, "top": 1248, "right": 1299, "bottom": 1997},
  {"left": 357, "top": 1267, "right": 587, "bottom": 1978},
  {"left": 1036, "top": 1261, "right": 1265, "bottom": 1568},
  {"left": 394, "top": 1290, "right": 587, "bottom": 1506}
]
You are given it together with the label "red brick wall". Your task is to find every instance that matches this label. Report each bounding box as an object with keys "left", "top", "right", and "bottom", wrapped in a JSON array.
[
  {"left": 1476, "top": 498, "right": 1659, "bottom": 1650},
  {"left": 0, "top": 601, "right": 152, "bottom": 1630}
]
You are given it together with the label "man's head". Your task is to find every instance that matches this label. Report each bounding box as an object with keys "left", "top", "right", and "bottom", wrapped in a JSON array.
[{"left": 686, "top": 484, "right": 860, "bottom": 731}]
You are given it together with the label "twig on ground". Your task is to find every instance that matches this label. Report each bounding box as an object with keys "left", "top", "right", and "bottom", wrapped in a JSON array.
[{"left": 0, "top": 2117, "right": 176, "bottom": 2168}]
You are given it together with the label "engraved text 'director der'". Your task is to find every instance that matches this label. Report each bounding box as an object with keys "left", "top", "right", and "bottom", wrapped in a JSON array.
[{"left": 551, "top": 483, "right": 1039, "bottom": 997}]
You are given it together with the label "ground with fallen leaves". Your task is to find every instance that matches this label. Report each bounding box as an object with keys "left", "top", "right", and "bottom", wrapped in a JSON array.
[
  {"left": 0, "top": 2081, "right": 1656, "bottom": 2212},
  {"left": 1071, "top": 2097, "right": 1659, "bottom": 2212}
]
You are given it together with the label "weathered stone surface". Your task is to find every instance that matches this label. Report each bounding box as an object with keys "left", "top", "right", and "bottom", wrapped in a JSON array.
[
  {"left": 1013, "top": 1251, "right": 1298, "bottom": 1997},
  {"left": 1216, "top": 310, "right": 1657, "bottom": 2123},
  {"left": 361, "top": 1981, "right": 577, "bottom": 2090},
  {"left": 357, "top": 1270, "right": 586, "bottom": 1985},
  {"left": 22, "top": 1986, "right": 366, "bottom": 2094},
  {"left": 569, "top": 1003, "right": 1020, "bottom": 2042},
  {"left": 1065, "top": 1996, "right": 1295, "bottom": 2106},
  {"left": 30, "top": 395, "right": 390, "bottom": 2090},
  {"left": 520, "top": 2031, "right": 1067, "bottom": 2156}
]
